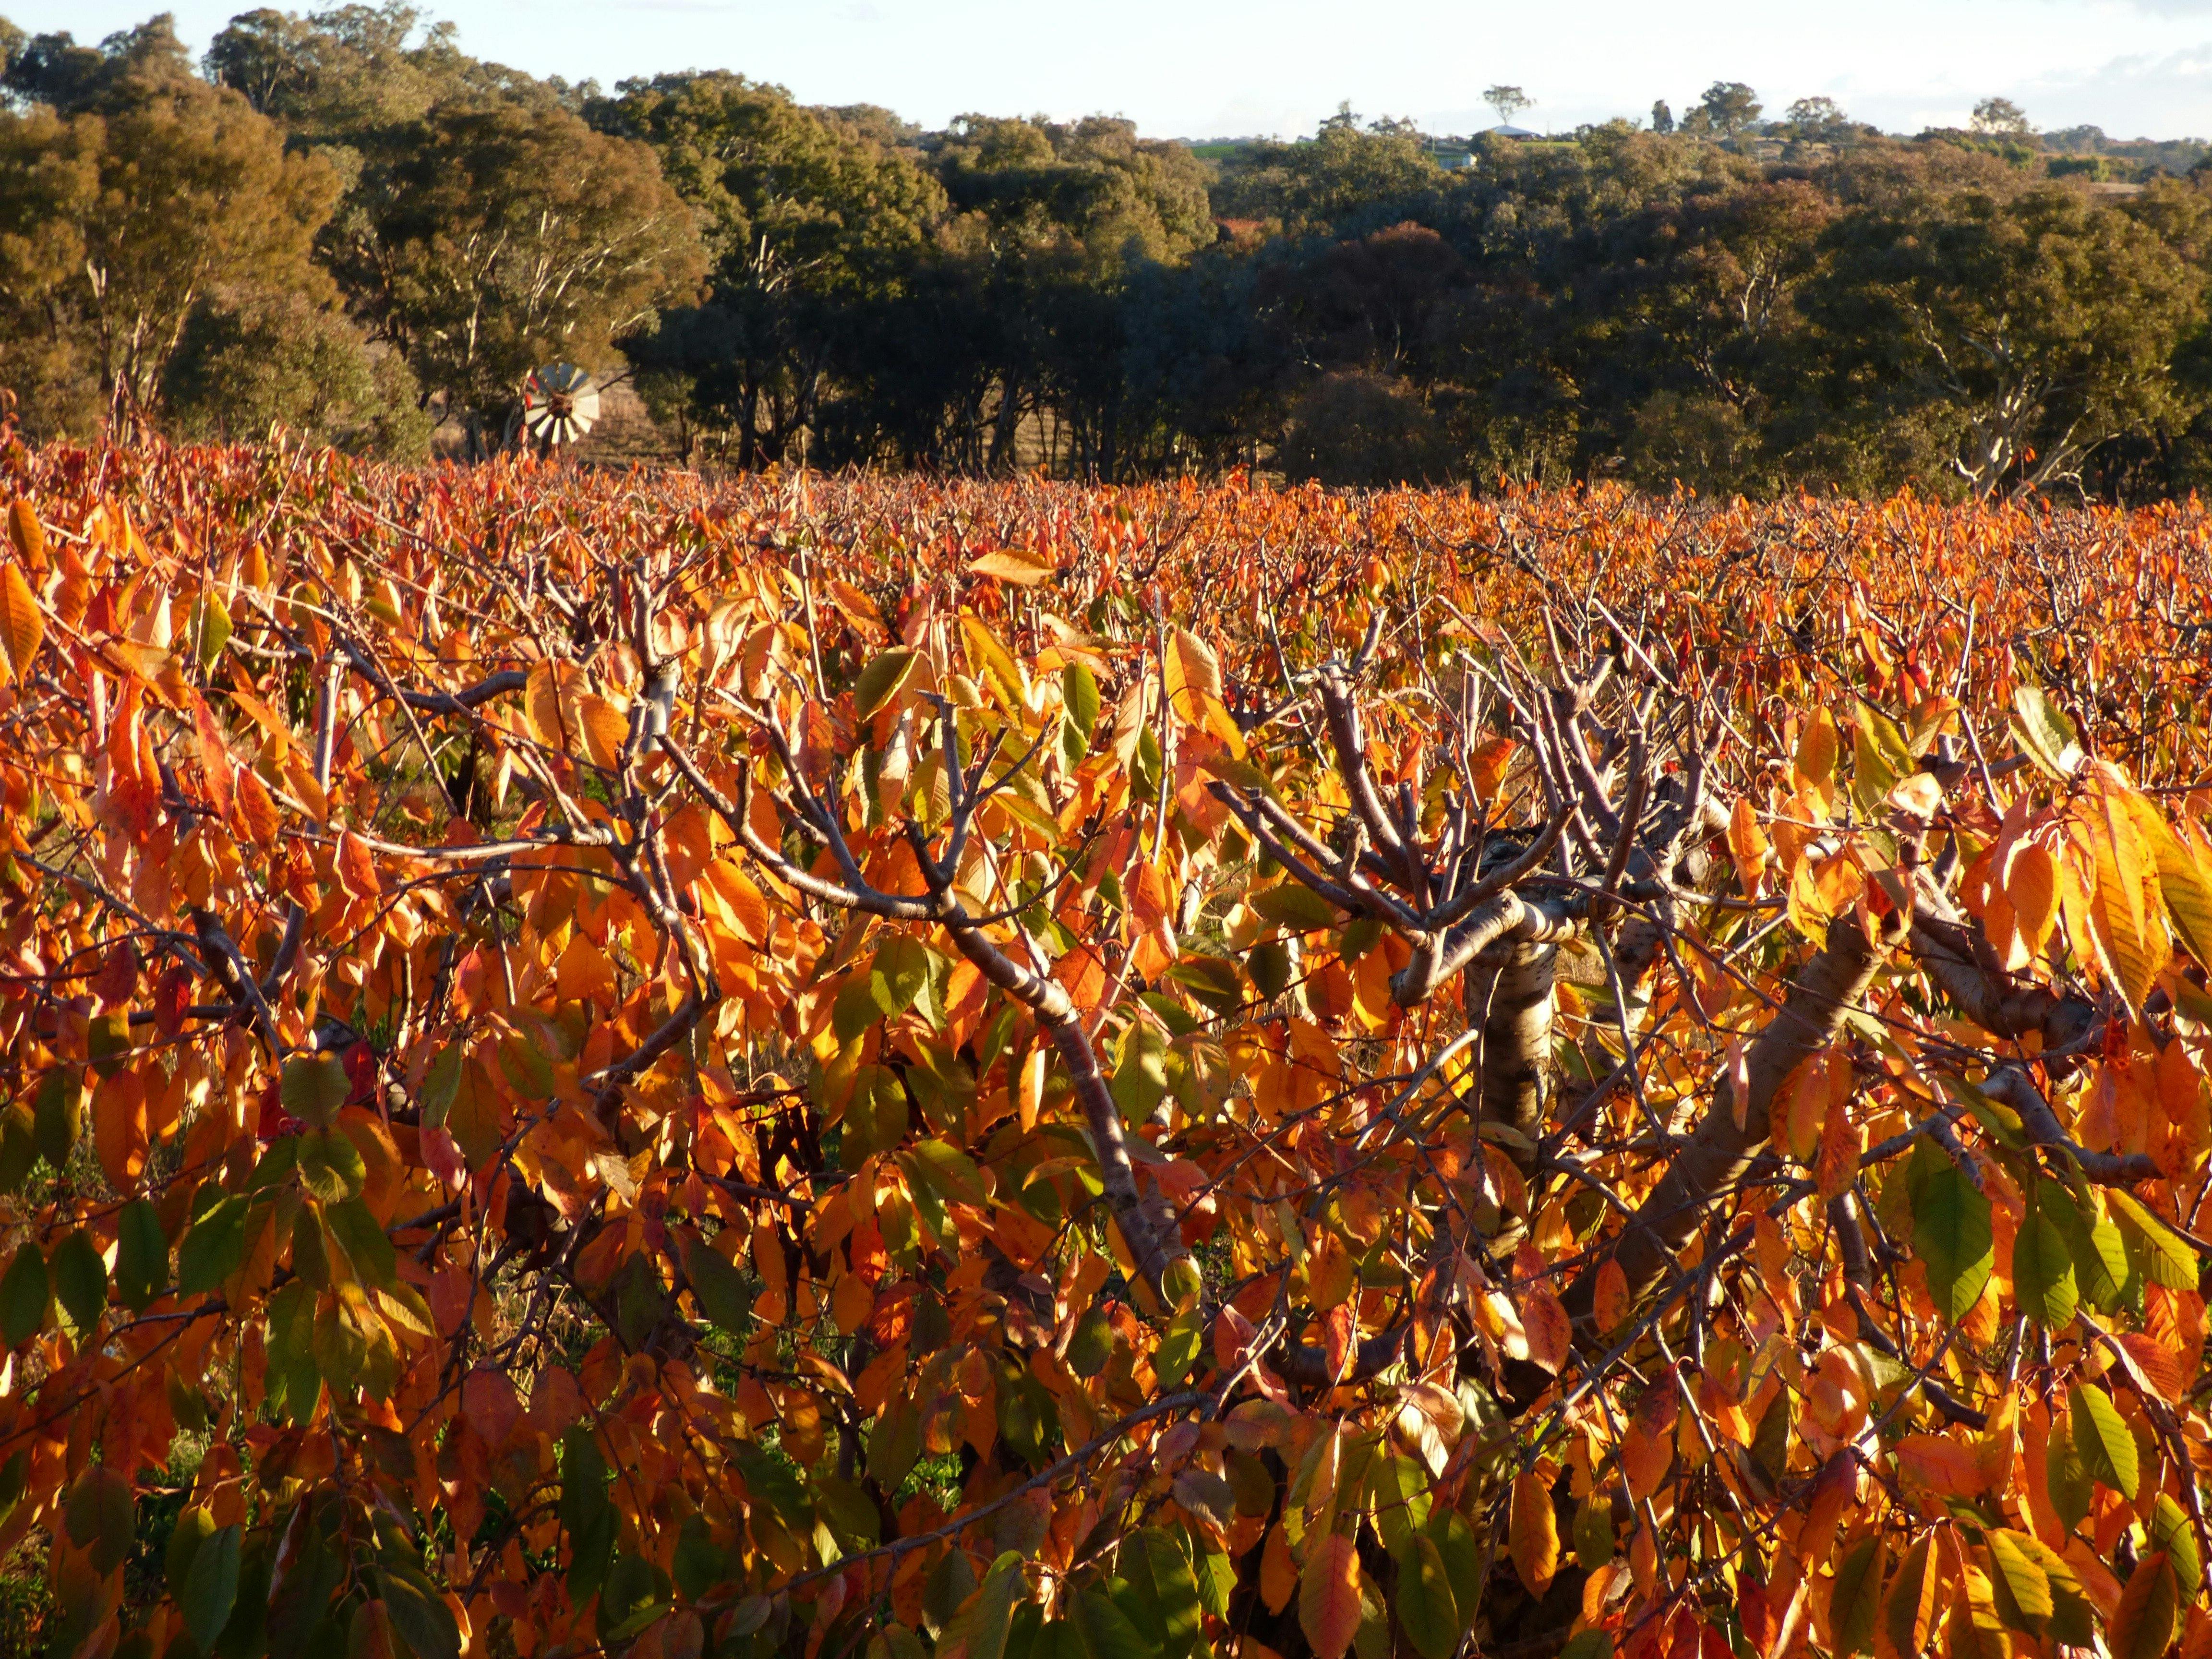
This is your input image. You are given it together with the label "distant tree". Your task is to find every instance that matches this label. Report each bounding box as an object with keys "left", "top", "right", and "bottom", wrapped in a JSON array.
[
  {"left": 1805, "top": 185, "right": 2203, "bottom": 496},
  {"left": 328, "top": 98, "right": 706, "bottom": 450},
  {"left": 592, "top": 72, "right": 947, "bottom": 466},
  {"left": 1698, "top": 82, "right": 1763, "bottom": 138},
  {"left": 1211, "top": 119, "right": 1443, "bottom": 233},
  {"left": 1278, "top": 368, "right": 1449, "bottom": 484},
  {"left": 2, "top": 13, "right": 199, "bottom": 113},
  {"left": 204, "top": 3, "right": 473, "bottom": 134},
  {"left": 1971, "top": 96, "right": 2032, "bottom": 136},
  {"left": 1650, "top": 98, "right": 1674, "bottom": 134},
  {"left": 0, "top": 31, "right": 339, "bottom": 431},
  {"left": 1785, "top": 95, "right": 1853, "bottom": 141},
  {"left": 163, "top": 289, "right": 431, "bottom": 457},
  {"left": 1483, "top": 84, "right": 1530, "bottom": 128}
]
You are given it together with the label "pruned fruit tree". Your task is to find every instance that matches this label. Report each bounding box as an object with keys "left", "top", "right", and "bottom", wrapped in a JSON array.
[{"left": 1, "top": 433, "right": 2212, "bottom": 1659}]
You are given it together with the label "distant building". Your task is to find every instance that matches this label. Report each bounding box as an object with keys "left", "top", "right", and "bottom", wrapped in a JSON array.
[{"left": 1486, "top": 123, "right": 1540, "bottom": 139}]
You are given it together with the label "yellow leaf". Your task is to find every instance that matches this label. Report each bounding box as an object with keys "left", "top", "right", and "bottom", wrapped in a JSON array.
[
  {"left": 1261, "top": 1521, "right": 1297, "bottom": 1615},
  {"left": 1592, "top": 1259, "right": 1631, "bottom": 1334},
  {"left": 526, "top": 661, "right": 568, "bottom": 750},
  {"left": 577, "top": 694, "right": 629, "bottom": 770},
  {"left": 7, "top": 501, "right": 46, "bottom": 571},
  {"left": 1785, "top": 1053, "right": 1828, "bottom": 1164},
  {"left": 1877, "top": 1534, "right": 1939, "bottom": 1659},
  {"left": 966, "top": 550, "right": 1055, "bottom": 586},
  {"left": 1728, "top": 795, "right": 1770, "bottom": 897},
  {"left": 2125, "top": 796, "right": 2212, "bottom": 972},
  {"left": 1510, "top": 1469, "right": 1559, "bottom": 1596},
  {"left": 1299, "top": 1530, "right": 1362, "bottom": 1659},
  {"left": 1892, "top": 1433, "right": 1987, "bottom": 1497},
  {"left": 2083, "top": 783, "right": 2164, "bottom": 1011},
  {"left": 1469, "top": 737, "right": 1516, "bottom": 803},
  {"left": 2111, "top": 1553, "right": 2182, "bottom": 1659},
  {"left": 1815, "top": 1077, "right": 1861, "bottom": 1200},
  {"left": 2005, "top": 841, "right": 2058, "bottom": 957},
  {"left": 1521, "top": 1283, "right": 1571, "bottom": 1375},
  {"left": 831, "top": 1272, "right": 874, "bottom": 1335},
  {"left": 1794, "top": 709, "right": 1839, "bottom": 798},
  {"left": 1789, "top": 853, "right": 1833, "bottom": 944},
  {"left": 1163, "top": 626, "right": 1223, "bottom": 729},
  {"left": 0, "top": 560, "right": 43, "bottom": 680}
]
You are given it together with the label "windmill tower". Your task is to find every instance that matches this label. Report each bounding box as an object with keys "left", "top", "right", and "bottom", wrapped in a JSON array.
[{"left": 518, "top": 364, "right": 601, "bottom": 453}]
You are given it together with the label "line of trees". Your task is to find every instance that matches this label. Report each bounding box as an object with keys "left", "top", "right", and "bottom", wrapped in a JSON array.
[{"left": 3, "top": 7, "right": 2211, "bottom": 499}]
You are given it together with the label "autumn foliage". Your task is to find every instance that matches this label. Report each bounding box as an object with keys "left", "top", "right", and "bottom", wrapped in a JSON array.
[{"left": 4, "top": 431, "right": 2212, "bottom": 1659}]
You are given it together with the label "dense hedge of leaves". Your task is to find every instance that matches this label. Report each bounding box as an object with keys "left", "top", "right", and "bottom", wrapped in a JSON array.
[{"left": 1, "top": 433, "right": 2212, "bottom": 1659}]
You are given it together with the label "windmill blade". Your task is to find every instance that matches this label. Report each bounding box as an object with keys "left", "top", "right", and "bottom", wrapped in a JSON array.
[{"left": 521, "top": 363, "right": 599, "bottom": 447}]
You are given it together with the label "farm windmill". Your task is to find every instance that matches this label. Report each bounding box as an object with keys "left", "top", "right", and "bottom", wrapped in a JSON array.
[{"left": 519, "top": 363, "right": 601, "bottom": 450}]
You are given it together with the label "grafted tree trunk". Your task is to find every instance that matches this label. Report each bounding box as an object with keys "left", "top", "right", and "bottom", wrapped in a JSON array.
[{"left": 1465, "top": 937, "right": 1559, "bottom": 1171}]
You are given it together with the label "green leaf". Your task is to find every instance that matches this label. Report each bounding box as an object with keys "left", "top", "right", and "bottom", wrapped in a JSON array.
[
  {"left": 1072, "top": 1587, "right": 1151, "bottom": 1659},
  {"left": 1573, "top": 1493, "right": 1614, "bottom": 1571},
  {"left": 419, "top": 1042, "right": 464, "bottom": 1129},
  {"left": 379, "top": 1560, "right": 461, "bottom": 1659},
  {"left": 1906, "top": 1140, "right": 1993, "bottom": 1321},
  {"left": 2011, "top": 1202, "right": 2078, "bottom": 1329},
  {"left": 1390, "top": 1533, "right": 1461, "bottom": 1659},
  {"left": 2015, "top": 1534, "right": 2095, "bottom": 1647},
  {"left": 1851, "top": 700, "right": 1913, "bottom": 805},
  {"left": 908, "top": 1138, "right": 986, "bottom": 1205},
  {"left": 113, "top": 1200, "right": 167, "bottom": 1310},
  {"left": 1830, "top": 1535, "right": 1885, "bottom": 1656},
  {"left": 833, "top": 971, "right": 886, "bottom": 1044},
  {"left": 1193, "top": 1546, "right": 1235, "bottom": 1619},
  {"left": 1162, "top": 955, "right": 1244, "bottom": 1016},
  {"left": 2010, "top": 685, "right": 2085, "bottom": 779},
  {"left": 1063, "top": 664, "right": 1100, "bottom": 739},
  {"left": 872, "top": 935, "right": 934, "bottom": 1020},
  {"left": 0, "top": 1243, "right": 47, "bottom": 1345},
  {"left": 1427, "top": 1509, "right": 1482, "bottom": 1620},
  {"left": 297, "top": 1130, "right": 367, "bottom": 1203},
  {"left": 0, "top": 1103, "right": 36, "bottom": 1193},
  {"left": 1252, "top": 883, "right": 1341, "bottom": 932},
  {"left": 48, "top": 1229, "right": 106, "bottom": 1334},
  {"left": 2104, "top": 1190, "right": 2199, "bottom": 1290},
  {"left": 815, "top": 1476, "right": 882, "bottom": 1550},
  {"left": 166, "top": 1503, "right": 216, "bottom": 1599},
  {"left": 968, "top": 1551, "right": 1027, "bottom": 1659},
  {"left": 2045, "top": 1410, "right": 2093, "bottom": 1530},
  {"left": 32, "top": 1067, "right": 78, "bottom": 1167},
  {"left": 279, "top": 1053, "right": 350, "bottom": 1130},
  {"left": 181, "top": 1523, "right": 242, "bottom": 1651},
  {"left": 1559, "top": 1635, "right": 1614, "bottom": 1659},
  {"left": 2049, "top": 1187, "right": 2131, "bottom": 1310},
  {"left": 867, "top": 1396, "right": 923, "bottom": 1489},
  {"left": 731, "top": 1439, "right": 810, "bottom": 1531},
  {"left": 63, "top": 1466, "right": 132, "bottom": 1575},
  {"left": 1153, "top": 1307, "right": 1205, "bottom": 1389},
  {"left": 2152, "top": 1492, "right": 2201, "bottom": 1593},
  {"left": 854, "top": 648, "right": 921, "bottom": 718},
  {"left": 683, "top": 1235, "right": 752, "bottom": 1334},
  {"left": 1986, "top": 1529, "right": 2053, "bottom": 1631},
  {"left": 1132, "top": 1530, "right": 1203, "bottom": 1659},
  {"left": 2069, "top": 1383, "right": 2140, "bottom": 1499},
  {"left": 192, "top": 592, "right": 232, "bottom": 672},
  {"left": 324, "top": 1198, "right": 396, "bottom": 1288}
]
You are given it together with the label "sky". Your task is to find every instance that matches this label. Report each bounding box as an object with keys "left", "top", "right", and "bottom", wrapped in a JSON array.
[{"left": 19, "top": 0, "right": 2212, "bottom": 143}]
